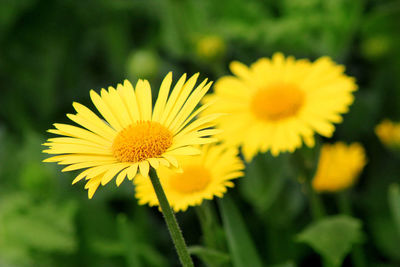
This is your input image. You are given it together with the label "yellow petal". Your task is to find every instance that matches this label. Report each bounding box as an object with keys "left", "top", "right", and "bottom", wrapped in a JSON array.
[
  {"left": 153, "top": 72, "right": 173, "bottom": 121},
  {"left": 127, "top": 163, "right": 139, "bottom": 180},
  {"left": 139, "top": 161, "right": 150, "bottom": 177},
  {"left": 163, "top": 73, "right": 199, "bottom": 127},
  {"left": 90, "top": 90, "right": 122, "bottom": 131},
  {"left": 119, "top": 80, "right": 141, "bottom": 122},
  {"left": 72, "top": 102, "right": 117, "bottom": 140},
  {"left": 148, "top": 158, "right": 160, "bottom": 169},
  {"left": 135, "top": 79, "right": 152, "bottom": 121},
  {"left": 160, "top": 73, "right": 187, "bottom": 124},
  {"left": 101, "top": 164, "right": 129, "bottom": 185},
  {"left": 163, "top": 155, "right": 178, "bottom": 168},
  {"left": 116, "top": 167, "right": 129, "bottom": 186}
]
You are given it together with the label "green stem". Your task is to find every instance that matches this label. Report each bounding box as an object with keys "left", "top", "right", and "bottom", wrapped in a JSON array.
[
  {"left": 195, "top": 201, "right": 225, "bottom": 251},
  {"left": 336, "top": 191, "right": 366, "bottom": 267},
  {"left": 337, "top": 191, "right": 352, "bottom": 215},
  {"left": 306, "top": 179, "right": 326, "bottom": 220},
  {"left": 196, "top": 204, "right": 217, "bottom": 249},
  {"left": 292, "top": 147, "right": 325, "bottom": 220},
  {"left": 388, "top": 184, "right": 400, "bottom": 236},
  {"left": 148, "top": 169, "right": 194, "bottom": 267}
]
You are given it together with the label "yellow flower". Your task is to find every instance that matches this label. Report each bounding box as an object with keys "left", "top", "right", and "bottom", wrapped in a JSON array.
[
  {"left": 196, "top": 35, "right": 226, "bottom": 61},
  {"left": 375, "top": 119, "right": 400, "bottom": 148},
  {"left": 312, "top": 142, "right": 367, "bottom": 193},
  {"left": 43, "top": 73, "right": 219, "bottom": 199},
  {"left": 134, "top": 144, "right": 244, "bottom": 212},
  {"left": 203, "top": 53, "right": 357, "bottom": 161}
]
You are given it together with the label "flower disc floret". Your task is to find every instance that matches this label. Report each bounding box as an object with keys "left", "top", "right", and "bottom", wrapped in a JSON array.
[
  {"left": 112, "top": 121, "right": 173, "bottom": 163},
  {"left": 251, "top": 83, "right": 305, "bottom": 121},
  {"left": 169, "top": 165, "right": 211, "bottom": 194}
]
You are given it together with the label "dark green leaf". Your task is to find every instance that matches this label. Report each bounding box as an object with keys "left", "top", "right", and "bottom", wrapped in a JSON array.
[
  {"left": 240, "top": 153, "right": 291, "bottom": 213},
  {"left": 219, "top": 196, "right": 263, "bottom": 267},
  {"left": 297, "top": 215, "right": 364, "bottom": 267},
  {"left": 0, "top": 194, "right": 78, "bottom": 255},
  {"left": 188, "top": 245, "right": 230, "bottom": 266},
  {"left": 369, "top": 215, "right": 400, "bottom": 261},
  {"left": 388, "top": 183, "right": 400, "bottom": 235},
  {"left": 271, "top": 261, "right": 296, "bottom": 267}
]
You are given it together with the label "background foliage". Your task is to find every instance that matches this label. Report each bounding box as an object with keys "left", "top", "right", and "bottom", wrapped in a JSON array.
[{"left": 0, "top": 0, "right": 399, "bottom": 266}]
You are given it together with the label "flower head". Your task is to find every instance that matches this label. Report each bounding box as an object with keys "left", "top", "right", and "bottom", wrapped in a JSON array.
[
  {"left": 312, "top": 142, "right": 367, "bottom": 193},
  {"left": 134, "top": 144, "right": 244, "bottom": 212},
  {"left": 196, "top": 35, "right": 226, "bottom": 61},
  {"left": 43, "top": 73, "right": 218, "bottom": 198},
  {"left": 375, "top": 119, "right": 400, "bottom": 149},
  {"left": 203, "top": 53, "right": 357, "bottom": 161}
]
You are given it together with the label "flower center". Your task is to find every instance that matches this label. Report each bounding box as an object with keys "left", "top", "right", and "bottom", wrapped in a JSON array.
[
  {"left": 251, "top": 83, "right": 305, "bottom": 121},
  {"left": 112, "top": 121, "right": 173, "bottom": 163},
  {"left": 169, "top": 165, "right": 211, "bottom": 194}
]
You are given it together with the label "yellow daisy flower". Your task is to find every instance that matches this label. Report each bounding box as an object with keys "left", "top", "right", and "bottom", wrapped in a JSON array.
[
  {"left": 203, "top": 53, "right": 357, "bottom": 161},
  {"left": 375, "top": 119, "right": 400, "bottom": 148},
  {"left": 134, "top": 144, "right": 244, "bottom": 212},
  {"left": 196, "top": 35, "right": 226, "bottom": 61},
  {"left": 43, "top": 73, "right": 219, "bottom": 199},
  {"left": 312, "top": 142, "right": 367, "bottom": 193}
]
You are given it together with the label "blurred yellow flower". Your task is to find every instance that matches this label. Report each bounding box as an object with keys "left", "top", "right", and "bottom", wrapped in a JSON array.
[
  {"left": 375, "top": 119, "right": 400, "bottom": 148},
  {"left": 134, "top": 144, "right": 244, "bottom": 212},
  {"left": 43, "top": 73, "right": 219, "bottom": 198},
  {"left": 196, "top": 35, "right": 226, "bottom": 61},
  {"left": 203, "top": 53, "right": 357, "bottom": 161},
  {"left": 312, "top": 142, "right": 367, "bottom": 193}
]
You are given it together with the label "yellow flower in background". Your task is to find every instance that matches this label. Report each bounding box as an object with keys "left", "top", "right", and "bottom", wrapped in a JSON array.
[
  {"left": 203, "top": 53, "right": 357, "bottom": 161},
  {"left": 134, "top": 144, "right": 244, "bottom": 212},
  {"left": 43, "top": 73, "right": 219, "bottom": 198},
  {"left": 196, "top": 35, "right": 226, "bottom": 61},
  {"left": 312, "top": 142, "right": 367, "bottom": 193},
  {"left": 375, "top": 119, "right": 400, "bottom": 148}
]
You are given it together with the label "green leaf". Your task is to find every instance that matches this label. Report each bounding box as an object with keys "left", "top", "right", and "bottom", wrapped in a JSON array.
[
  {"left": 369, "top": 215, "right": 400, "bottom": 261},
  {"left": 0, "top": 0, "right": 36, "bottom": 35},
  {"left": 219, "top": 196, "right": 263, "bottom": 267},
  {"left": 265, "top": 181, "right": 306, "bottom": 227},
  {"left": 117, "top": 214, "right": 144, "bottom": 267},
  {"left": 297, "top": 215, "right": 364, "bottom": 267},
  {"left": 188, "top": 246, "right": 230, "bottom": 266},
  {"left": 388, "top": 183, "right": 400, "bottom": 235},
  {"left": 116, "top": 214, "right": 168, "bottom": 267},
  {"left": 271, "top": 261, "right": 296, "bottom": 267},
  {"left": 90, "top": 239, "right": 124, "bottom": 257},
  {"left": 88, "top": 213, "right": 168, "bottom": 267},
  {"left": 240, "top": 153, "right": 291, "bottom": 213},
  {"left": 135, "top": 243, "right": 169, "bottom": 267},
  {"left": 5, "top": 199, "right": 77, "bottom": 253},
  {"left": 0, "top": 193, "right": 78, "bottom": 266}
]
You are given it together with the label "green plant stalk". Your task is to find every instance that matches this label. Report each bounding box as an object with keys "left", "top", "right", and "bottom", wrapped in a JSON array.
[
  {"left": 388, "top": 184, "right": 400, "bottom": 236},
  {"left": 337, "top": 191, "right": 366, "bottom": 267},
  {"left": 195, "top": 204, "right": 216, "bottom": 249},
  {"left": 305, "top": 178, "right": 326, "bottom": 220},
  {"left": 304, "top": 177, "right": 331, "bottom": 267},
  {"left": 293, "top": 145, "right": 325, "bottom": 220},
  {"left": 148, "top": 169, "right": 194, "bottom": 267},
  {"left": 117, "top": 215, "right": 141, "bottom": 267},
  {"left": 195, "top": 202, "right": 223, "bottom": 250}
]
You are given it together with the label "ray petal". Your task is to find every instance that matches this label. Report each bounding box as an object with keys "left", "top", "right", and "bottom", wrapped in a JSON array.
[
  {"left": 139, "top": 161, "right": 150, "bottom": 177},
  {"left": 153, "top": 72, "right": 173, "bottom": 121},
  {"left": 135, "top": 80, "right": 152, "bottom": 121},
  {"left": 90, "top": 90, "right": 122, "bottom": 131}
]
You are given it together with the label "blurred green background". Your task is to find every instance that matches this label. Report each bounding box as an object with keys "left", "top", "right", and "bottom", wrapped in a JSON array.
[{"left": 0, "top": 0, "right": 400, "bottom": 266}]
